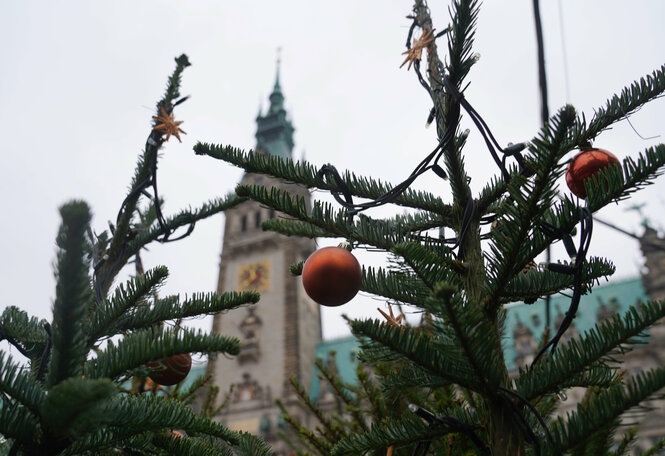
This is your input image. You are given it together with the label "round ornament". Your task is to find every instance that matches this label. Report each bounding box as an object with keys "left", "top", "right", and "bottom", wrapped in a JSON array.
[
  {"left": 147, "top": 353, "right": 192, "bottom": 386},
  {"left": 565, "top": 148, "right": 619, "bottom": 199},
  {"left": 302, "top": 246, "right": 362, "bottom": 307}
]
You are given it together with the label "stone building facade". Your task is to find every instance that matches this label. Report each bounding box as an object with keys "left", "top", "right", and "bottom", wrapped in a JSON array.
[{"left": 205, "top": 68, "right": 320, "bottom": 455}]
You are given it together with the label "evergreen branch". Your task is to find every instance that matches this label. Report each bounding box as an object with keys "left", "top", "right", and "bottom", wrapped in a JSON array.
[
  {"left": 499, "top": 257, "right": 615, "bottom": 304},
  {"left": 88, "top": 266, "right": 169, "bottom": 343},
  {"left": 380, "top": 364, "right": 451, "bottom": 393},
  {"left": 111, "top": 291, "right": 259, "bottom": 334},
  {"left": 477, "top": 64, "right": 665, "bottom": 213},
  {"left": 0, "top": 306, "right": 48, "bottom": 362},
  {"left": 261, "top": 218, "right": 329, "bottom": 239},
  {"left": 546, "top": 365, "right": 665, "bottom": 455},
  {"left": 62, "top": 395, "right": 239, "bottom": 455},
  {"left": 237, "top": 184, "right": 443, "bottom": 251},
  {"left": 276, "top": 399, "right": 331, "bottom": 455},
  {"left": 0, "top": 401, "right": 40, "bottom": 447},
  {"left": 609, "top": 427, "right": 638, "bottom": 456},
  {"left": 126, "top": 194, "right": 246, "bottom": 257},
  {"left": 394, "top": 241, "right": 504, "bottom": 388},
  {"left": 583, "top": 64, "right": 665, "bottom": 143},
  {"left": 350, "top": 319, "right": 483, "bottom": 392},
  {"left": 47, "top": 200, "right": 93, "bottom": 387},
  {"left": 516, "top": 300, "right": 665, "bottom": 400},
  {"left": 289, "top": 375, "right": 343, "bottom": 443},
  {"left": 330, "top": 414, "right": 454, "bottom": 456},
  {"left": 486, "top": 106, "right": 577, "bottom": 306},
  {"left": 194, "top": 143, "right": 452, "bottom": 214},
  {"left": 392, "top": 241, "right": 462, "bottom": 291},
  {"left": 585, "top": 144, "right": 665, "bottom": 211},
  {"left": 0, "top": 351, "right": 45, "bottom": 415},
  {"left": 361, "top": 266, "right": 432, "bottom": 308},
  {"left": 230, "top": 432, "right": 274, "bottom": 456},
  {"left": 639, "top": 436, "right": 665, "bottom": 456},
  {"left": 83, "top": 328, "right": 239, "bottom": 380},
  {"left": 40, "top": 377, "right": 117, "bottom": 438},
  {"left": 100, "top": 56, "right": 191, "bottom": 299},
  {"left": 151, "top": 433, "right": 234, "bottom": 456}
]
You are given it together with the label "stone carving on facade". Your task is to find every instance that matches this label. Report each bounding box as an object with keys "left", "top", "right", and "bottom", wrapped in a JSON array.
[
  {"left": 238, "top": 307, "right": 262, "bottom": 364},
  {"left": 234, "top": 372, "right": 264, "bottom": 403},
  {"left": 513, "top": 317, "right": 538, "bottom": 368}
]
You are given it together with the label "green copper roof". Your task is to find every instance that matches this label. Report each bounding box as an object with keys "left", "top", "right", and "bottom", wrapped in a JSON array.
[
  {"left": 254, "top": 63, "right": 294, "bottom": 159},
  {"left": 502, "top": 277, "right": 647, "bottom": 371},
  {"left": 309, "top": 336, "right": 360, "bottom": 401}
]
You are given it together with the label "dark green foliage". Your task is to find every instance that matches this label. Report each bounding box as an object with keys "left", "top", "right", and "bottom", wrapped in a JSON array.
[
  {"left": 0, "top": 56, "right": 267, "bottom": 455},
  {"left": 200, "top": 0, "right": 665, "bottom": 453}
]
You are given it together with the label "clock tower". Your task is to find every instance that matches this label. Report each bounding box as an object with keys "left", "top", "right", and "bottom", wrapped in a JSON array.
[{"left": 207, "top": 64, "right": 320, "bottom": 453}]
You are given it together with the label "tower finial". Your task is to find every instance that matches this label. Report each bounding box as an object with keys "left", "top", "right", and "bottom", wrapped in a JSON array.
[{"left": 275, "top": 46, "right": 282, "bottom": 89}]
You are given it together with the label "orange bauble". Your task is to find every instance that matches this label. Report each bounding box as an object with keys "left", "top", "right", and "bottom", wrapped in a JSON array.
[
  {"left": 147, "top": 353, "right": 192, "bottom": 386},
  {"left": 302, "top": 246, "right": 362, "bottom": 307},
  {"left": 565, "top": 148, "right": 619, "bottom": 199}
]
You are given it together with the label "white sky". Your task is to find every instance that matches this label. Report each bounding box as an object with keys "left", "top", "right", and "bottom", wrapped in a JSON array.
[{"left": 1, "top": 1, "right": 664, "bottom": 343}]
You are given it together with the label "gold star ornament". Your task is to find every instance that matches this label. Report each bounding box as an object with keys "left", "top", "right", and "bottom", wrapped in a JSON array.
[
  {"left": 152, "top": 106, "right": 186, "bottom": 143},
  {"left": 378, "top": 304, "right": 404, "bottom": 327},
  {"left": 401, "top": 28, "right": 435, "bottom": 70}
]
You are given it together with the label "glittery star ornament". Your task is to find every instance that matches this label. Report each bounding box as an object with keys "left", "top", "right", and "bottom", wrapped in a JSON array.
[
  {"left": 401, "top": 28, "right": 435, "bottom": 70},
  {"left": 152, "top": 106, "right": 186, "bottom": 143}
]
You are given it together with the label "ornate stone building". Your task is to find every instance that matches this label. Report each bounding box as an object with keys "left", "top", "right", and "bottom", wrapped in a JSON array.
[{"left": 205, "top": 67, "right": 321, "bottom": 455}]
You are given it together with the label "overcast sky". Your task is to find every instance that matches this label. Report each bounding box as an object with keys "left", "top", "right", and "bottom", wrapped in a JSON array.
[{"left": 1, "top": 1, "right": 664, "bottom": 343}]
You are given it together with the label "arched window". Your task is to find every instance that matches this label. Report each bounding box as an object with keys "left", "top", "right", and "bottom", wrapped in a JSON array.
[
  {"left": 255, "top": 211, "right": 262, "bottom": 228},
  {"left": 240, "top": 215, "right": 247, "bottom": 232}
]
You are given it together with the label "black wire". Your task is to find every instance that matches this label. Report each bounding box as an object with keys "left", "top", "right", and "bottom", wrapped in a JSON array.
[
  {"left": 532, "top": 206, "right": 593, "bottom": 366},
  {"left": 36, "top": 323, "right": 51, "bottom": 382},
  {"left": 409, "top": 405, "right": 490, "bottom": 455},
  {"left": 498, "top": 386, "right": 553, "bottom": 445}
]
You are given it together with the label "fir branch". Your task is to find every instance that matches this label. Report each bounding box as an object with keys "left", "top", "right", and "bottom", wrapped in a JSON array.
[
  {"left": 486, "top": 106, "right": 577, "bottom": 307},
  {"left": 0, "top": 306, "right": 48, "bottom": 362},
  {"left": 238, "top": 184, "right": 441, "bottom": 251},
  {"left": 477, "top": 64, "right": 665, "bottom": 213},
  {"left": 83, "top": 328, "right": 239, "bottom": 380},
  {"left": 126, "top": 194, "right": 246, "bottom": 257},
  {"left": 330, "top": 413, "right": 455, "bottom": 456},
  {"left": 261, "top": 218, "right": 329, "bottom": 239},
  {"left": 194, "top": 143, "right": 452, "bottom": 214},
  {"left": 380, "top": 364, "right": 451, "bottom": 393},
  {"left": 88, "top": 266, "right": 169, "bottom": 343},
  {"left": 516, "top": 300, "right": 665, "bottom": 400},
  {"left": 639, "top": 436, "right": 665, "bottom": 455},
  {"left": 289, "top": 375, "right": 343, "bottom": 443},
  {"left": 40, "top": 377, "right": 117, "bottom": 438},
  {"left": 350, "top": 319, "right": 483, "bottom": 392},
  {"left": 0, "top": 351, "right": 45, "bottom": 415},
  {"left": 499, "top": 256, "right": 615, "bottom": 304},
  {"left": 609, "top": 427, "right": 638, "bottom": 456},
  {"left": 96, "top": 56, "right": 192, "bottom": 300},
  {"left": 361, "top": 266, "right": 432, "bottom": 308},
  {"left": 47, "top": 200, "right": 93, "bottom": 387},
  {"left": 585, "top": 144, "right": 665, "bottom": 210},
  {"left": 110, "top": 291, "right": 259, "bottom": 334},
  {"left": 230, "top": 432, "right": 274, "bottom": 456},
  {"left": 276, "top": 399, "right": 331, "bottom": 455},
  {"left": 63, "top": 395, "right": 239, "bottom": 455},
  {"left": 583, "top": 64, "right": 665, "bottom": 144},
  {"left": 545, "top": 365, "right": 665, "bottom": 455},
  {"left": 150, "top": 433, "right": 235, "bottom": 456},
  {"left": 0, "top": 401, "right": 40, "bottom": 447}
]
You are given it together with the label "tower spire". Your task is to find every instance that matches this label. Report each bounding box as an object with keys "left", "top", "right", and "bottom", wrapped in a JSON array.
[{"left": 255, "top": 49, "right": 294, "bottom": 159}]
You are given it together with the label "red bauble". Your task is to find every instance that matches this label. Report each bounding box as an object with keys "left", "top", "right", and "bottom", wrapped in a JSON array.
[
  {"left": 147, "top": 353, "right": 192, "bottom": 386},
  {"left": 302, "top": 246, "right": 362, "bottom": 307},
  {"left": 565, "top": 148, "right": 619, "bottom": 199}
]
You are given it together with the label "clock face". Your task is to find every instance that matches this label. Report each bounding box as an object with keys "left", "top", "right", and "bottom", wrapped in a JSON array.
[{"left": 238, "top": 261, "right": 270, "bottom": 291}]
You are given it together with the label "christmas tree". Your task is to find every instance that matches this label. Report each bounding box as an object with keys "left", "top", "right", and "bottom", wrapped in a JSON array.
[
  {"left": 194, "top": 0, "right": 665, "bottom": 454},
  {"left": 0, "top": 56, "right": 272, "bottom": 455}
]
